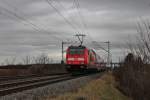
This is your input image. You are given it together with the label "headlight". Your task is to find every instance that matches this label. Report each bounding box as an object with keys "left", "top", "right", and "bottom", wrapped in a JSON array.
[
  {"left": 68, "top": 58, "right": 74, "bottom": 61},
  {"left": 78, "top": 58, "right": 84, "bottom": 61}
]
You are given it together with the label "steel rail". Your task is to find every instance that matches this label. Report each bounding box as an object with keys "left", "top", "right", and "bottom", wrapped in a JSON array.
[
  {"left": 0, "top": 74, "right": 72, "bottom": 96},
  {"left": 0, "top": 74, "right": 69, "bottom": 89},
  {"left": 0, "top": 73, "right": 68, "bottom": 81},
  {"left": 0, "top": 72, "right": 101, "bottom": 96}
]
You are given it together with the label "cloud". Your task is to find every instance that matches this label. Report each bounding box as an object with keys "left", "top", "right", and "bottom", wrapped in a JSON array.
[{"left": 0, "top": 0, "right": 150, "bottom": 63}]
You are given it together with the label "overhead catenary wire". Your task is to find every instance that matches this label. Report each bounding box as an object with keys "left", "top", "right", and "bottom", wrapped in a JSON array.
[
  {"left": 72, "top": 0, "right": 84, "bottom": 35},
  {"left": 0, "top": 2, "right": 62, "bottom": 41},
  {"left": 0, "top": 6, "right": 41, "bottom": 32},
  {"left": 53, "top": 0, "right": 83, "bottom": 34},
  {"left": 46, "top": 0, "right": 94, "bottom": 45},
  {"left": 46, "top": 0, "right": 81, "bottom": 34},
  {"left": 1, "top": 0, "right": 107, "bottom": 52},
  {"left": 47, "top": 0, "right": 86, "bottom": 46},
  {"left": 73, "top": 0, "right": 94, "bottom": 45},
  {"left": 73, "top": 0, "right": 86, "bottom": 34},
  {"left": 73, "top": 0, "right": 108, "bottom": 58}
]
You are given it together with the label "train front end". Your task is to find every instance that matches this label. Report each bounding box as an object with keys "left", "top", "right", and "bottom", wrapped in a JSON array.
[{"left": 66, "top": 46, "right": 88, "bottom": 71}]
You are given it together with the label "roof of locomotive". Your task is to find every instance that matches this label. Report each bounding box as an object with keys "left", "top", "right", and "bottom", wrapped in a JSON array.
[
  {"left": 68, "top": 45, "right": 96, "bottom": 52},
  {"left": 68, "top": 45, "right": 86, "bottom": 49},
  {"left": 68, "top": 45, "right": 100, "bottom": 55}
]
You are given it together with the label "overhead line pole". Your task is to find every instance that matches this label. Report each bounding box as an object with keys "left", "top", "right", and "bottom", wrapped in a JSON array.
[
  {"left": 105, "top": 41, "right": 110, "bottom": 66},
  {"left": 61, "top": 41, "right": 64, "bottom": 64}
]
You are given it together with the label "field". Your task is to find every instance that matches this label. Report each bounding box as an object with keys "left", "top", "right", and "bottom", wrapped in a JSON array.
[
  {"left": 0, "top": 64, "right": 66, "bottom": 76},
  {"left": 46, "top": 72, "right": 131, "bottom": 100}
]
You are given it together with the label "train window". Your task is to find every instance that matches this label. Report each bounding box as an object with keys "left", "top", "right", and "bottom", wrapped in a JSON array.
[
  {"left": 69, "top": 48, "right": 84, "bottom": 55},
  {"left": 89, "top": 52, "right": 95, "bottom": 62}
]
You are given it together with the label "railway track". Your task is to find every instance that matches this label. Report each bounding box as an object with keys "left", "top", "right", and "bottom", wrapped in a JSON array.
[
  {"left": 0, "top": 73, "right": 72, "bottom": 96},
  {"left": 0, "top": 72, "right": 100, "bottom": 96},
  {"left": 0, "top": 73, "right": 68, "bottom": 82}
]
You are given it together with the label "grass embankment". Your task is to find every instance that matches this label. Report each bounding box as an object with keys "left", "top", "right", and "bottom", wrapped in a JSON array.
[{"left": 46, "top": 73, "right": 131, "bottom": 100}]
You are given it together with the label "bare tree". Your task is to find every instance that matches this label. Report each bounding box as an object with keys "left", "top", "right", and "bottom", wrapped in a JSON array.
[
  {"left": 22, "top": 56, "right": 31, "bottom": 65},
  {"left": 33, "top": 54, "right": 51, "bottom": 64},
  {"left": 127, "top": 21, "right": 150, "bottom": 63},
  {"left": 115, "top": 20, "right": 150, "bottom": 100},
  {"left": 3, "top": 57, "right": 16, "bottom": 65}
]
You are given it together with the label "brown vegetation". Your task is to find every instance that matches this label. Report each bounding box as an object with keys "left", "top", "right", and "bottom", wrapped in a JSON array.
[
  {"left": 47, "top": 73, "right": 130, "bottom": 100},
  {"left": 0, "top": 54, "right": 66, "bottom": 76},
  {"left": 114, "top": 21, "right": 150, "bottom": 100},
  {"left": 114, "top": 53, "right": 150, "bottom": 100},
  {"left": 0, "top": 64, "right": 66, "bottom": 76}
]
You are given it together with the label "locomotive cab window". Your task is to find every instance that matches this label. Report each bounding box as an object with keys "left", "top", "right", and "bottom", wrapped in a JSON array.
[{"left": 69, "top": 48, "right": 84, "bottom": 55}]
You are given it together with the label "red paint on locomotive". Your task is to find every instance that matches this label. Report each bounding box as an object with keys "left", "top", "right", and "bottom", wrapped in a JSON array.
[{"left": 66, "top": 45, "right": 105, "bottom": 70}]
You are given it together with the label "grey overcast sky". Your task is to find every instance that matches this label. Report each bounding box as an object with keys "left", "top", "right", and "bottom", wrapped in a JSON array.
[{"left": 0, "top": 0, "right": 150, "bottom": 64}]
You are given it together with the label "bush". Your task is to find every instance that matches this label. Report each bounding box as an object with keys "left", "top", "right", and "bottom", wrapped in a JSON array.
[{"left": 114, "top": 53, "right": 150, "bottom": 100}]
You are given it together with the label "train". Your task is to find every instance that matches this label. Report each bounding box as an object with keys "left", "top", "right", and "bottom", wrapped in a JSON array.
[{"left": 65, "top": 45, "right": 106, "bottom": 71}]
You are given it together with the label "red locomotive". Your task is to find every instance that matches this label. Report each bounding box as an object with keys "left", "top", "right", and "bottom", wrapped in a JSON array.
[{"left": 66, "top": 45, "right": 105, "bottom": 71}]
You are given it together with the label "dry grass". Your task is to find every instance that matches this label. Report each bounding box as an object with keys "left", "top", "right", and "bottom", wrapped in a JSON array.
[
  {"left": 0, "top": 69, "right": 29, "bottom": 76},
  {"left": 114, "top": 53, "right": 150, "bottom": 100},
  {"left": 46, "top": 73, "right": 131, "bottom": 100}
]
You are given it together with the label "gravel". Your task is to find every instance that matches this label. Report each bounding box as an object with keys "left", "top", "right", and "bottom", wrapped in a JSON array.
[{"left": 0, "top": 73, "right": 102, "bottom": 100}]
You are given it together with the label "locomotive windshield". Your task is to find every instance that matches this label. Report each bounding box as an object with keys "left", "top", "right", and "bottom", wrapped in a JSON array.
[{"left": 69, "top": 48, "right": 84, "bottom": 55}]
